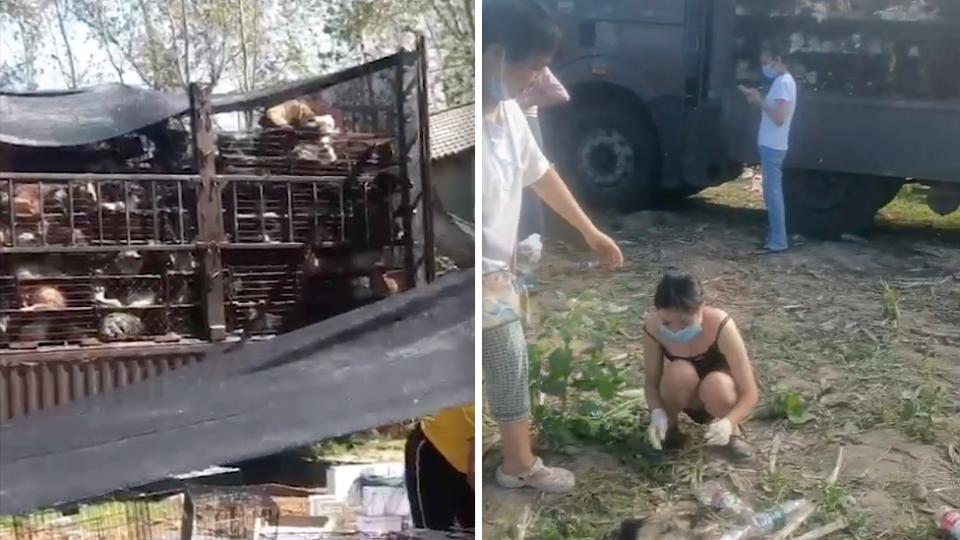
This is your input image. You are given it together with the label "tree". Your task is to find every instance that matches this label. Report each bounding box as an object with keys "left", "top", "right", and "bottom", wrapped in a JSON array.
[
  {"left": 0, "top": 0, "right": 43, "bottom": 90},
  {"left": 44, "top": 0, "right": 88, "bottom": 88},
  {"left": 69, "top": 0, "right": 238, "bottom": 89},
  {"left": 321, "top": 0, "right": 475, "bottom": 108}
]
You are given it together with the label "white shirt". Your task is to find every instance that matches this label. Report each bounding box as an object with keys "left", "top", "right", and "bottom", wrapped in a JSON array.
[
  {"left": 481, "top": 100, "right": 550, "bottom": 273},
  {"left": 757, "top": 72, "right": 797, "bottom": 151}
]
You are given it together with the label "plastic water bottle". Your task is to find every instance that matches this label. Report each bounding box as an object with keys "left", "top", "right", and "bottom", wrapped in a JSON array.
[
  {"left": 749, "top": 499, "right": 806, "bottom": 533},
  {"left": 699, "top": 481, "right": 753, "bottom": 517},
  {"left": 936, "top": 506, "right": 960, "bottom": 539}
]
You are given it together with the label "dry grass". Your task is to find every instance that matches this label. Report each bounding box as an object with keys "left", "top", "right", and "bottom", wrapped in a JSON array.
[{"left": 482, "top": 181, "right": 960, "bottom": 540}]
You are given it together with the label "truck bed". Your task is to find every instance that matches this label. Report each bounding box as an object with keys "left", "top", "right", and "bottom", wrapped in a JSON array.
[{"left": 722, "top": 0, "right": 960, "bottom": 180}]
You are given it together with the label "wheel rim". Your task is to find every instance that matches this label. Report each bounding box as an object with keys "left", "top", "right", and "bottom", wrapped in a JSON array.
[
  {"left": 578, "top": 128, "right": 635, "bottom": 189},
  {"left": 792, "top": 170, "right": 849, "bottom": 211}
]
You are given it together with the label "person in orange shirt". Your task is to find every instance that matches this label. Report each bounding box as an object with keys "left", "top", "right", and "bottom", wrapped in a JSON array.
[{"left": 404, "top": 404, "right": 475, "bottom": 531}]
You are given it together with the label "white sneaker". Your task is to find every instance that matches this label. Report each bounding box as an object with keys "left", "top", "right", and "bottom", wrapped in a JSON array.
[{"left": 495, "top": 457, "right": 575, "bottom": 493}]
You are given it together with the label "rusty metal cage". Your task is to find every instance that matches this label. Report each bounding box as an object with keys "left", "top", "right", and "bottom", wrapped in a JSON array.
[
  {"left": 184, "top": 486, "right": 279, "bottom": 540},
  {"left": 0, "top": 487, "right": 472, "bottom": 540},
  {"left": 211, "top": 40, "right": 434, "bottom": 339},
  {"left": 0, "top": 40, "right": 433, "bottom": 360},
  {"left": 1, "top": 492, "right": 186, "bottom": 540},
  {"left": 0, "top": 173, "right": 205, "bottom": 349}
]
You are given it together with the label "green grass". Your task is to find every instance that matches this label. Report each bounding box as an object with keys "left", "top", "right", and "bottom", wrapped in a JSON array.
[
  {"left": 879, "top": 184, "right": 960, "bottom": 230},
  {"left": 701, "top": 180, "right": 960, "bottom": 231}
]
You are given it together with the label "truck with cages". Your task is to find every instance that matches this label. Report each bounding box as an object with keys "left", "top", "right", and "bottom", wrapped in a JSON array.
[
  {"left": 0, "top": 43, "right": 436, "bottom": 422},
  {"left": 540, "top": 0, "right": 960, "bottom": 238}
]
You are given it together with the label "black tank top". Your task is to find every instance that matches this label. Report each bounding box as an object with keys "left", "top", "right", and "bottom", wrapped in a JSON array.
[{"left": 644, "top": 315, "right": 733, "bottom": 379}]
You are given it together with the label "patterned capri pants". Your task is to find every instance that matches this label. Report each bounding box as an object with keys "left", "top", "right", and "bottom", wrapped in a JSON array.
[{"left": 482, "top": 320, "right": 531, "bottom": 424}]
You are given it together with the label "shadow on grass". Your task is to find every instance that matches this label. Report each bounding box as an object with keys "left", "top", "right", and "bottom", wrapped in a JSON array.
[{"left": 544, "top": 186, "right": 960, "bottom": 248}]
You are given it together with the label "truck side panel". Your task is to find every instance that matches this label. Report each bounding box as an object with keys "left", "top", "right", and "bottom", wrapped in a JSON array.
[{"left": 723, "top": 92, "right": 960, "bottom": 183}]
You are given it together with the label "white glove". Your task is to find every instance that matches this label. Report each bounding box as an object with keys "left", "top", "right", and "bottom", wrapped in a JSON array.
[
  {"left": 705, "top": 418, "right": 734, "bottom": 446},
  {"left": 647, "top": 409, "right": 669, "bottom": 450}
]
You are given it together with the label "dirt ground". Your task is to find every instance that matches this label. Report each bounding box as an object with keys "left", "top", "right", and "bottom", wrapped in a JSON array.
[{"left": 482, "top": 181, "right": 960, "bottom": 540}]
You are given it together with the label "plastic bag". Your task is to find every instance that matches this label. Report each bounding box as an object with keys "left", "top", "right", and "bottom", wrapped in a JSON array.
[{"left": 515, "top": 234, "right": 542, "bottom": 275}]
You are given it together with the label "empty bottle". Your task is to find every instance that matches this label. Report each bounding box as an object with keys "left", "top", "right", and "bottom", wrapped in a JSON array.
[
  {"left": 936, "top": 506, "right": 960, "bottom": 539},
  {"left": 749, "top": 499, "right": 806, "bottom": 533},
  {"left": 699, "top": 481, "right": 753, "bottom": 517}
]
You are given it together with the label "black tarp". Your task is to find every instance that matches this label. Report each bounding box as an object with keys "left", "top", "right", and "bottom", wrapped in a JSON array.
[
  {"left": 0, "top": 53, "right": 406, "bottom": 148},
  {"left": 0, "top": 268, "right": 475, "bottom": 517}
]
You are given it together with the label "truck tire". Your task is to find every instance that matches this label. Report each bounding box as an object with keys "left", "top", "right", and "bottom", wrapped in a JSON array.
[
  {"left": 555, "top": 103, "right": 660, "bottom": 212},
  {"left": 783, "top": 169, "right": 904, "bottom": 239}
]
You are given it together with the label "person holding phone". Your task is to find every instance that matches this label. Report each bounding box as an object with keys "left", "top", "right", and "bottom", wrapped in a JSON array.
[
  {"left": 482, "top": 0, "right": 624, "bottom": 494},
  {"left": 739, "top": 42, "right": 797, "bottom": 254}
]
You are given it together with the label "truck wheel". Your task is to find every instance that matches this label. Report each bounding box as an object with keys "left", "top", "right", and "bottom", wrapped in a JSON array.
[
  {"left": 556, "top": 103, "right": 660, "bottom": 212},
  {"left": 783, "top": 169, "right": 904, "bottom": 239}
]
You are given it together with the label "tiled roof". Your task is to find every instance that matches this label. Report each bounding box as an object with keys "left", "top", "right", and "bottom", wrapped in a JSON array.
[{"left": 430, "top": 102, "right": 474, "bottom": 160}]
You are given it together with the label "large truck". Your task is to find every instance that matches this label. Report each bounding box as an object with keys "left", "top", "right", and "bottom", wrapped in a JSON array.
[{"left": 540, "top": 0, "right": 960, "bottom": 237}]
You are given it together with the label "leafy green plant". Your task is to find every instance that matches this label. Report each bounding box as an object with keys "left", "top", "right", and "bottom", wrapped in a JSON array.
[
  {"left": 897, "top": 385, "right": 945, "bottom": 443},
  {"left": 527, "top": 291, "right": 641, "bottom": 452},
  {"left": 759, "top": 390, "right": 816, "bottom": 426}
]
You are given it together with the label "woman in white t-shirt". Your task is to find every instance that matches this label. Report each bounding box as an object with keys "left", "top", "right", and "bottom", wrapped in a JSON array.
[
  {"left": 740, "top": 43, "right": 797, "bottom": 253},
  {"left": 482, "top": 0, "right": 623, "bottom": 494}
]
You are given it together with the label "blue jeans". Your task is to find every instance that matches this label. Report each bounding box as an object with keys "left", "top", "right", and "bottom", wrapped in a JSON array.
[{"left": 759, "top": 145, "right": 788, "bottom": 251}]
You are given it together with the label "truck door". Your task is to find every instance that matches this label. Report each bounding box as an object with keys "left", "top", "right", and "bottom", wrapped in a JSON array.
[{"left": 680, "top": 0, "right": 737, "bottom": 186}]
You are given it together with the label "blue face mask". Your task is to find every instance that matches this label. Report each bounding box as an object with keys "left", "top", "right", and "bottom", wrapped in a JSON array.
[
  {"left": 659, "top": 322, "right": 703, "bottom": 344},
  {"left": 762, "top": 64, "right": 779, "bottom": 80},
  {"left": 491, "top": 50, "right": 511, "bottom": 101}
]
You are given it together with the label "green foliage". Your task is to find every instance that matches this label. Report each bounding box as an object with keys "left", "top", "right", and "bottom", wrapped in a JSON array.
[
  {"left": 527, "top": 291, "right": 643, "bottom": 453},
  {"left": 896, "top": 385, "right": 947, "bottom": 443},
  {"left": 321, "top": 0, "right": 474, "bottom": 106},
  {"left": 760, "top": 390, "right": 816, "bottom": 426}
]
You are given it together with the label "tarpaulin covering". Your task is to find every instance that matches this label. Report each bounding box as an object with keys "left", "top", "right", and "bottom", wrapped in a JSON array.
[
  {"left": 0, "top": 53, "right": 406, "bottom": 147},
  {"left": 0, "top": 268, "right": 475, "bottom": 516}
]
